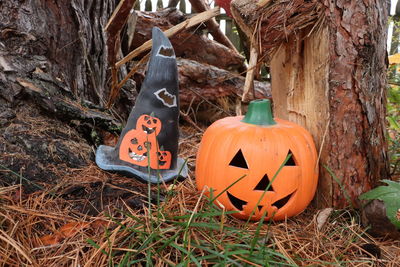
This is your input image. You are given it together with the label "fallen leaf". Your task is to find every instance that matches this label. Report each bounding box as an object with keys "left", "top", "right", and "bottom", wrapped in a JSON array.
[
  {"left": 59, "top": 222, "right": 90, "bottom": 238},
  {"left": 40, "top": 234, "right": 63, "bottom": 246},
  {"left": 315, "top": 208, "right": 333, "bottom": 230},
  {"left": 39, "top": 220, "right": 107, "bottom": 246},
  {"left": 11, "top": 188, "right": 24, "bottom": 202},
  {"left": 91, "top": 219, "right": 108, "bottom": 230},
  {"left": 100, "top": 130, "right": 119, "bottom": 146}
]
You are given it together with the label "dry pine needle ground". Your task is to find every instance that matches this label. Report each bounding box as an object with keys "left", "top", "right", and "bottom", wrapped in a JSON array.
[{"left": 0, "top": 126, "right": 399, "bottom": 266}]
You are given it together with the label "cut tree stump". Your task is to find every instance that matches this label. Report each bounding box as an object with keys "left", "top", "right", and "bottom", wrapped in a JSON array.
[{"left": 232, "top": 0, "right": 390, "bottom": 208}]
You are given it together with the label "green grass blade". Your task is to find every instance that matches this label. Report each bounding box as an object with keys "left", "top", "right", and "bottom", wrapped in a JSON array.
[
  {"left": 87, "top": 238, "right": 108, "bottom": 256},
  {"left": 324, "top": 164, "right": 353, "bottom": 208},
  {"left": 209, "top": 174, "right": 247, "bottom": 203}
]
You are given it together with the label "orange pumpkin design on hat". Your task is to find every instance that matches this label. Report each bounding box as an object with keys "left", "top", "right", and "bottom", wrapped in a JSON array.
[{"left": 119, "top": 114, "right": 171, "bottom": 169}]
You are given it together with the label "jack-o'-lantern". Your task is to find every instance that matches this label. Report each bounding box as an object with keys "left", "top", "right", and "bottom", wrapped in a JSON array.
[
  {"left": 157, "top": 151, "right": 172, "bottom": 168},
  {"left": 137, "top": 114, "right": 162, "bottom": 135},
  {"left": 195, "top": 99, "right": 318, "bottom": 221}
]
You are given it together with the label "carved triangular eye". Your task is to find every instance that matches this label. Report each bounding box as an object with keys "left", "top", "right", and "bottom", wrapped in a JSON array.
[
  {"left": 254, "top": 174, "right": 274, "bottom": 191},
  {"left": 229, "top": 149, "right": 248, "bottom": 169},
  {"left": 285, "top": 150, "right": 297, "bottom": 166}
]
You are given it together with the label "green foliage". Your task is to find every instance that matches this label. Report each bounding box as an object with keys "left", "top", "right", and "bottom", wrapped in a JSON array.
[
  {"left": 376, "top": 42, "right": 400, "bottom": 231},
  {"left": 86, "top": 201, "right": 294, "bottom": 266},
  {"left": 387, "top": 83, "right": 400, "bottom": 175},
  {"left": 359, "top": 180, "right": 400, "bottom": 229}
]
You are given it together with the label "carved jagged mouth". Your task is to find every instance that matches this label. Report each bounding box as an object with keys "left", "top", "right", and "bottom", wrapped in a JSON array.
[
  {"left": 142, "top": 125, "right": 156, "bottom": 134},
  {"left": 226, "top": 190, "right": 296, "bottom": 211},
  {"left": 128, "top": 150, "right": 146, "bottom": 162},
  {"left": 227, "top": 191, "right": 248, "bottom": 211},
  {"left": 271, "top": 191, "right": 296, "bottom": 209}
]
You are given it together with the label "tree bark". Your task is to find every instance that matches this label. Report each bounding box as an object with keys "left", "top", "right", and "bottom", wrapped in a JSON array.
[
  {"left": 231, "top": 0, "right": 390, "bottom": 208},
  {"left": 0, "top": 0, "right": 129, "bottom": 189},
  {"left": 0, "top": 0, "right": 137, "bottom": 118}
]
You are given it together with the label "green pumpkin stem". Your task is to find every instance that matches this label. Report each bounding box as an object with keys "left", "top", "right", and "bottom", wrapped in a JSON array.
[{"left": 241, "top": 99, "right": 277, "bottom": 126}]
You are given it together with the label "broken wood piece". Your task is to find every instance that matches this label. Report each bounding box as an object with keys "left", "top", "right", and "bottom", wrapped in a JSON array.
[
  {"left": 105, "top": 0, "right": 136, "bottom": 32},
  {"left": 105, "top": 0, "right": 137, "bottom": 108},
  {"left": 188, "top": 0, "right": 239, "bottom": 53},
  {"left": 176, "top": 58, "right": 270, "bottom": 108},
  {"left": 108, "top": 53, "right": 150, "bottom": 108},
  {"left": 241, "top": 38, "right": 259, "bottom": 103},
  {"left": 116, "top": 7, "right": 221, "bottom": 68},
  {"left": 129, "top": 9, "right": 245, "bottom": 71}
]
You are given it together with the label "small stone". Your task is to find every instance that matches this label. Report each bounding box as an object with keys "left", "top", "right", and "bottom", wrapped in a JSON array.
[
  {"left": 361, "top": 243, "right": 381, "bottom": 258},
  {"left": 361, "top": 199, "right": 400, "bottom": 239}
]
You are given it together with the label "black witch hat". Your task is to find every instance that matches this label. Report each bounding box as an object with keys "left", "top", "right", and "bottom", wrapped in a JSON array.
[{"left": 95, "top": 27, "right": 188, "bottom": 183}]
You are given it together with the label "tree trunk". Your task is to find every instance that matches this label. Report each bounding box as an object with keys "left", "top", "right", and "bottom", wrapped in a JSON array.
[
  {"left": 231, "top": 0, "right": 390, "bottom": 208},
  {"left": 0, "top": 0, "right": 137, "bottom": 119},
  {"left": 0, "top": 0, "right": 131, "bottom": 189}
]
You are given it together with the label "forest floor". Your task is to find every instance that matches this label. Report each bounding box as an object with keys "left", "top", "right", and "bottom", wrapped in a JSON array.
[{"left": 0, "top": 101, "right": 400, "bottom": 266}]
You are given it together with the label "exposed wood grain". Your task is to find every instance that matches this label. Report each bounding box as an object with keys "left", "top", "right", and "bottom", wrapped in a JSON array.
[{"left": 271, "top": 26, "right": 331, "bottom": 207}]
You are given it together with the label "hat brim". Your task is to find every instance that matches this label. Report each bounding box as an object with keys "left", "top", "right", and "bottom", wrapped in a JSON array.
[{"left": 95, "top": 145, "right": 188, "bottom": 183}]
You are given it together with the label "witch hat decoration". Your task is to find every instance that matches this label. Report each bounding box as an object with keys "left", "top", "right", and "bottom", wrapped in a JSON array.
[{"left": 95, "top": 27, "right": 188, "bottom": 183}]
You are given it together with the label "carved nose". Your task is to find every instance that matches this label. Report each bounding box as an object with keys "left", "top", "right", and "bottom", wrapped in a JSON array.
[{"left": 254, "top": 174, "right": 274, "bottom": 192}]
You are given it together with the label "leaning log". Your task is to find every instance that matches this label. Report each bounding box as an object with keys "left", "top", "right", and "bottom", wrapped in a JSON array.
[
  {"left": 231, "top": 0, "right": 390, "bottom": 208},
  {"left": 134, "top": 58, "right": 271, "bottom": 109}
]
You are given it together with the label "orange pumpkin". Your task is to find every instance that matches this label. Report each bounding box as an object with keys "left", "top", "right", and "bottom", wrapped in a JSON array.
[{"left": 195, "top": 99, "right": 318, "bottom": 221}]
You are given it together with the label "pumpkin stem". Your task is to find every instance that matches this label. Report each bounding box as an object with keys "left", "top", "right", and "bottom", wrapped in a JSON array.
[{"left": 241, "top": 99, "right": 277, "bottom": 126}]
